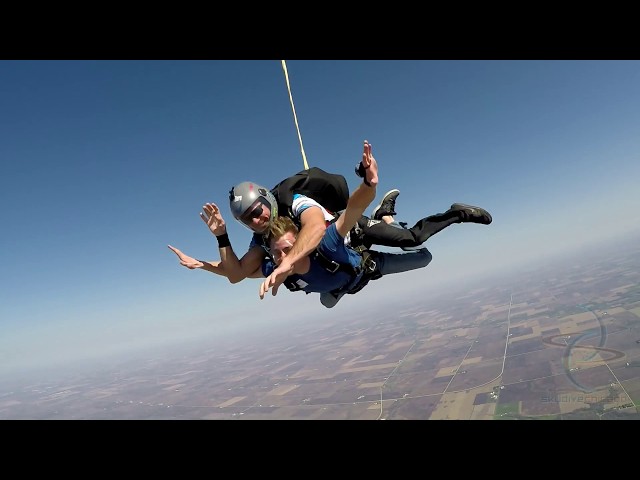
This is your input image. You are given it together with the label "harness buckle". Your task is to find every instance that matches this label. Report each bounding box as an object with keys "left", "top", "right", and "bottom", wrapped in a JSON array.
[
  {"left": 360, "top": 251, "right": 377, "bottom": 274},
  {"left": 326, "top": 260, "right": 341, "bottom": 273}
]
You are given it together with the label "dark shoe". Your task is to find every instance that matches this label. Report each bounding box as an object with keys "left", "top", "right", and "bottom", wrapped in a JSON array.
[
  {"left": 449, "top": 203, "right": 492, "bottom": 225},
  {"left": 372, "top": 189, "right": 400, "bottom": 220}
]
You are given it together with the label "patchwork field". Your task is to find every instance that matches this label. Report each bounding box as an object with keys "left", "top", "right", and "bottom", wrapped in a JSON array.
[{"left": 3, "top": 241, "right": 640, "bottom": 420}]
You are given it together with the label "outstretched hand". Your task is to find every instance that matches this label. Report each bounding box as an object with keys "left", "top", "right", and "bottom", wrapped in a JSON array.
[
  {"left": 168, "top": 245, "right": 203, "bottom": 270},
  {"left": 200, "top": 203, "right": 226, "bottom": 236},
  {"left": 259, "top": 260, "right": 294, "bottom": 300},
  {"left": 361, "top": 140, "right": 379, "bottom": 187}
]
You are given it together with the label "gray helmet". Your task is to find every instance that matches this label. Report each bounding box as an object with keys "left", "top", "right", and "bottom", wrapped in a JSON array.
[{"left": 228, "top": 181, "right": 278, "bottom": 231}]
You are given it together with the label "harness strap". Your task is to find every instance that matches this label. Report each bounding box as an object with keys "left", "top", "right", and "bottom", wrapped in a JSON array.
[
  {"left": 278, "top": 209, "right": 373, "bottom": 292},
  {"left": 330, "top": 250, "right": 381, "bottom": 296},
  {"left": 284, "top": 245, "right": 374, "bottom": 293},
  {"left": 285, "top": 283, "right": 300, "bottom": 292},
  {"left": 311, "top": 249, "right": 361, "bottom": 276},
  {"left": 284, "top": 277, "right": 308, "bottom": 292}
]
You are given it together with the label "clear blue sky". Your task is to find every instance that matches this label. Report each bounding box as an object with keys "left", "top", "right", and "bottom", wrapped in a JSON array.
[{"left": 2, "top": 60, "right": 640, "bottom": 376}]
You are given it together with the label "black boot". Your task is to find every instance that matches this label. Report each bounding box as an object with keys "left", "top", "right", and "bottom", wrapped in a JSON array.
[{"left": 449, "top": 203, "right": 492, "bottom": 225}]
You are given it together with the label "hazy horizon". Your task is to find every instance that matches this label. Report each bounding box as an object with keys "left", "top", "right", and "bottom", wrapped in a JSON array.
[{"left": 3, "top": 229, "right": 639, "bottom": 384}]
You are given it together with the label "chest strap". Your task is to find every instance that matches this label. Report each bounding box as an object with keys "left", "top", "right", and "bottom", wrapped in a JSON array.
[
  {"left": 283, "top": 245, "right": 368, "bottom": 293},
  {"left": 310, "top": 249, "right": 361, "bottom": 276}
]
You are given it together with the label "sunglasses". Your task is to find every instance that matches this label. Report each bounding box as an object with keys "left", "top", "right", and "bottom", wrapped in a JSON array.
[{"left": 240, "top": 200, "right": 266, "bottom": 226}]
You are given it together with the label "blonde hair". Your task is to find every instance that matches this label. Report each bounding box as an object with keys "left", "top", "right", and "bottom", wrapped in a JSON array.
[{"left": 266, "top": 216, "right": 299, "bottom": 245}]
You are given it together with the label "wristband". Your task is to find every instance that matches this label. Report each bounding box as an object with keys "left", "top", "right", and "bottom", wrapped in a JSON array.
[
  {"left": 216, "top": 233, "right": 231, "bottom": 248},
  {"left": 355, "top": 161, "right": 370, "bottom": 178},
  {"left": 355, "top": 161, "right": 372, "bottom": 186}
]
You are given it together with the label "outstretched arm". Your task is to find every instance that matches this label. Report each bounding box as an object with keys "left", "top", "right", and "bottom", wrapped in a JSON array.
[
  {"left": 335, "top": 140, "right": 378, "bottom": 236},
  {"left": 167, "top": 245, "right": 263, "bottom": 279},
  {"left": 200, "top": 202, "right": 264, "bottom": 283},
  {"left": 275, "top": 206, "right": 326, "bottom": 271}
]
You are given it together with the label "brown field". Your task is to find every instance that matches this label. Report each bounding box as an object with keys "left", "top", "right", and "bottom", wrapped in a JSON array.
[{"left": 3, "top": 239, "right": 640, "bottom": 420}]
